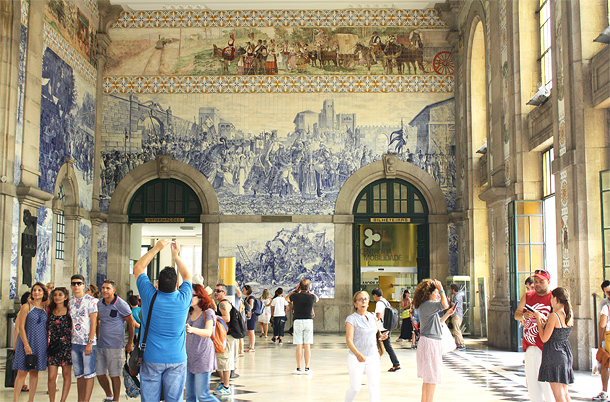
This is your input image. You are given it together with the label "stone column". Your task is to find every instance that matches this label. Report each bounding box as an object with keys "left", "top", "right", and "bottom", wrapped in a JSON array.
[
  {"left": 0, "top": 1, "right": 22, "bottom": 344},
  {"left": 332, "top": 215, "right": 355, "bottom": 332},
  {"left": 106, "top": 217, "right": 131, "bottom": 296}
]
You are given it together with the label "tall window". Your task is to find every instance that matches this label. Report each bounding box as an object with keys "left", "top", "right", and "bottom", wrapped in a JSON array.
[
  {"left": 538, "top": 0, "right": 553, "bottom": 89},
  {"left": 542, "top": 148, "right": 555, "bottom": 198},
  {"left": 55, "top": 185, "right": 65, "bottom": 260}
]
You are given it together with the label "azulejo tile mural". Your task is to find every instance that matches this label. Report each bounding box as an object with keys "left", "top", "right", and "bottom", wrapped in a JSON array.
[
  {"left": 114, "top": 9, "right": 448, "bottom": 29},
  {"left": 220, "top": 223, "right": 335, "bottom": 299},
  {"left": 103, "top": 75, "right": 454, "bottom": 94},
  {"left": 100, "top": 92, "right": 456, "bottom": 215},
  {"left": 44, "top": 0, "right": 98, "bottom": 68},
  {"left": 39, "top": 46, "right": 96, "bottom": 210},
  {"left": 44, "top": 23, "right": 97, "bottom": 86},
  {"left": 106, "top": 9, "right": 453, "bottom": 77},
  {"left": 35, "top": 206, "right": 53, "bottom": 285}
]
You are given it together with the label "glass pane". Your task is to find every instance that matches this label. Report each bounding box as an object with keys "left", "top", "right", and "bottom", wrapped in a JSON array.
[
  {"left": 530, "top": 216, "right": 544, "bottom": 243},
  {"left": 380, "top": 201, "right": 387, "bottom": 214},
  {"left": 373, "top": 184, "right": 380, "bottom": 199},
  {"left": 605, "top": 229, "right": 610, "bottom": 262},
  {"left": 394, "top": 200, "right": 400, "bottom": 212},
  {"left": 517, "top": 217, "right": 530, "bottom": 243},
  {"left": 602, "top": 170, "right": 610, "bottom": 190},
  {"left": 380, "top": 183, "right": 387, "bottom": 199},
  {"left": 522, "top": 201, "right": 543, "bottom": 215},
  {"left": 518, "top": 272, "right": 532, "bottom": 297},
  {"left": 394, "top": 183, "right": 400, "bottom": 197},
  {"left": 518, "top": 245, "right": 531, "bottom": 271},
  {"left": 414, "top": 200, "right": 423, "bottom": 213},
  {"left": 374, "top": 200, "right": 380, "bottom": 213},
  {"left": 401, "top": 200, "right": 408, "bottom": 212},
  {"left": 357, "top": 197, "right": 367, "bottom": 214},
  {"left": 604, "top": 192, "right": 610, "bottom": 227},
  {"left": 132, "top": 194, "right": 142, "bottom": 214},
  {"left": 402, "top": 185, "right": 407, "bottom": 199},
  {"left": 531, "top": 245, "right": 545, "bottom": 270},
  {"left": 189, "top": 197, "right": 199, "bottom": 214}
]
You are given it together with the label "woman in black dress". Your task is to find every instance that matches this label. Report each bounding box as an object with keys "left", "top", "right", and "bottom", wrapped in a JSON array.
[
  {"left": 47, "top": 287, "right": 72, "bottom": 402},
  {"left": 534, "top": 287, "right": 574, "bottom": 402}
]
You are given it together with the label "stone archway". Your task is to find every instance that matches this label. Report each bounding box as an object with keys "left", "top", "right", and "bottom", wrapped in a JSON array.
[
  {"left": 106, "top": 155, "right": 219, "bottom": 295},
  {"left": 333, "top": 155, "right": 449, "bottom": 304}
]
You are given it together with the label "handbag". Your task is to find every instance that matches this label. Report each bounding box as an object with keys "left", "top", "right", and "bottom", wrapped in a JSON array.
[
  {"left": 25, "top": 354, "right": 38, "bottom": 370},
  {"left": 376, "top": 330, "right": 386, "bottom": 356},
  {"left": 441, "top": 323, "right": 457, "bottom": 354},
  {"left": 596, "top": 347, "right": 610, "bottom": 368},
  {"left": 4, "top": 349, "right": 17, "bottom": 387}
]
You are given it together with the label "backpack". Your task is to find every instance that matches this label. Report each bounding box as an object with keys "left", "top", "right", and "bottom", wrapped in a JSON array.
[
  {"left": 382, "top": 299, "right": 399, "bottom": 331},
  {"left": 221, "top": 300, "right": 247, "bottom": 339},
  {"left": 252, "top": 298, "right": 263, "bottom": 316},
  {"left": 123, "top": 363, "right": 140, "bottom": 398},
  {"left": 212, "top": 316, "right": 228, "bottom": 354}
]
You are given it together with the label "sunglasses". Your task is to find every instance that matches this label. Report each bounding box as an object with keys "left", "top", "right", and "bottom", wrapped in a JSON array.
[
  {"left": 534, "top": 270, "right": 548, "bottom": 275},
  {"left": 71, "top": 282, "right": 84, "bottom": 286},
  {"left": 214, "top": 289, "right": 225, "bottom": 293}
]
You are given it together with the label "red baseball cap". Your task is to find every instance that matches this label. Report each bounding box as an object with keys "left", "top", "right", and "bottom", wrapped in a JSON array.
[{"left": 533, "top": 269, "right": 551, "bottom": 281}]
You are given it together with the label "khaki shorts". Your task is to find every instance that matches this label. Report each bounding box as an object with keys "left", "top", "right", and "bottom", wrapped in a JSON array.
[
  {"left": 95, "top": 348, "right": 124, "bottom": 377},
  {"left": 216, "top": 335, "right": 235, "bottom": 371}
]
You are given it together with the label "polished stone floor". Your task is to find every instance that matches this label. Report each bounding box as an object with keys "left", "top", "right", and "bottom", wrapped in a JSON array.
[{"left": 0, "top": 334, "right": 603, "bottom": 401}]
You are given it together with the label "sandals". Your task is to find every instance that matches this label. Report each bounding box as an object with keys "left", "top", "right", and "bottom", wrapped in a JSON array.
[
  {"left": 246, "top": 348, "right": 255, "bottom": 352},
  {"left": 21, "top": 385, "right": 29, "bottom": 392},
  {"left": 388, "top": 366, "right": 401, "bottom": 372}
]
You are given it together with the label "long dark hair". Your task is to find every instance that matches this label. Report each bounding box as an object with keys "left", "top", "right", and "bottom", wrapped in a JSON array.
[
  {"left": 273, "top": 287, "right": 283, "bottom": 299},
  {"left": 49, "top": 287, "right": 69, "bottom": 312},
  {"left": 552, "top": 287, "right": 572, "bottom": 325}
]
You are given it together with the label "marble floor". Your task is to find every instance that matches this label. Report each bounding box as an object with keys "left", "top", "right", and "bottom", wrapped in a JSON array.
[{"left": 0, "top": 334, "right": 603, "bottom": 401}]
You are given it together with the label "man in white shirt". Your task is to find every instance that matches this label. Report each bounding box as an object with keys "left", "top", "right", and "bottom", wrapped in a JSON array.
[{"left": 372, "top": 288, "right": 400, "bottom": 372}]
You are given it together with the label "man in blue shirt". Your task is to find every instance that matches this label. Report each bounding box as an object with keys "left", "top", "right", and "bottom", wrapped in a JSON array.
[
  {"left": 96, "top": 279, "right": 135, "bottom": 402},
  {"left": 450, "top": 284, "right": 465, "bottom": 351},
  {"left": 134, "top": 239, "right": 192, "bottom": 402}
]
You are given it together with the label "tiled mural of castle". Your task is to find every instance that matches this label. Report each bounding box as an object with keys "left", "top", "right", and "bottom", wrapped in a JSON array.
[
  {"left": 220, "top": 223, "right": 335, "bottom": 299},
  {"left": 100, "top": 93, "right": 456, "bottom": 215}
]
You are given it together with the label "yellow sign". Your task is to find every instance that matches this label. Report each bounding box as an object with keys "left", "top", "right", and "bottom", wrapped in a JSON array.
[
  {"left": 360, "top": 224, "right": 418, "bottom": 267},
  {"left": 370, "top": 218, "right": 411, "bottom": 223},
  {"left": 144, "top": 218, "right": 185, "bottom": 223}
]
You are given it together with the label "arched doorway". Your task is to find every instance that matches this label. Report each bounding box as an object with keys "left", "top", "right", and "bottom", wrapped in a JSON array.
[
  {"left": 352, "top": 178, "right": 429, "bottom": 296},
  {"left": 106, "top": 155, "right": 219, "bottom": 294}
]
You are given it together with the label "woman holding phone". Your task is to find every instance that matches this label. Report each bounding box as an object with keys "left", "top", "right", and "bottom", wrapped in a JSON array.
[
  {"left": 534, "top": 287, "right": 574, "bottom": 402},
  {"left": 413, "top": 279, "right": 455, "bottom": 402}
]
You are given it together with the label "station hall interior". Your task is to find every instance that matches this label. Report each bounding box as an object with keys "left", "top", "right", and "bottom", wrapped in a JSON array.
[{"left": 0, "top": 0, "right": 609, "bottom": 384}]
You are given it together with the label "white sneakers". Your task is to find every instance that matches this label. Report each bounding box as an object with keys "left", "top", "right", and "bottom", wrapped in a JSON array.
[{"left": 593, "top": 391, "right": 608, "bottom": 401}]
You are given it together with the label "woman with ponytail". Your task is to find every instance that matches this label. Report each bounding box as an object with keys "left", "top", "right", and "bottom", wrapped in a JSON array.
[{"left": 534, "top": 287, "right": 574, "bottom": 402}]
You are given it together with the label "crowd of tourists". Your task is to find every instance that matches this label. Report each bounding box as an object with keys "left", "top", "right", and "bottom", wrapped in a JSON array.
[{"left": 11, "top": 244, "right": 582, "bottom": 402}]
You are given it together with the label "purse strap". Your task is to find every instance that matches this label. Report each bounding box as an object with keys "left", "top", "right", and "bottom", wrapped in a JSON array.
[{"left": 140, "top": 292, "right": 158, "bottom": 355}]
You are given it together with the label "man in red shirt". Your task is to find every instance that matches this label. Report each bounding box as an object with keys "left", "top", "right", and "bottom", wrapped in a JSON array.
[{"left": 514, "top": 270, "right": 555, "bottom": 402}]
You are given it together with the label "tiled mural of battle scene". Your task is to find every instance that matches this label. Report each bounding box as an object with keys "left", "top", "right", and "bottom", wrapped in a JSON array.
[
  {"left": 106, "top": 9, "right": 452, "bottom": 77},
  {"left": 100, "top": 92, "right": 456, "bottom": 215},
  {"left": 220, "top": 223, "right": 335, "bottom": 298}
]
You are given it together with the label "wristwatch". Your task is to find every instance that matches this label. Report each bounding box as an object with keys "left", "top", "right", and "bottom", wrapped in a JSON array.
[{"left": 87, "top": 339, "right": 95, "bottom": 344}]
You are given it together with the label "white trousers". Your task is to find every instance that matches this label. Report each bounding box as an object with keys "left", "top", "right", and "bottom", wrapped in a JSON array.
[
  {"left": 524, "top": 346, "right": 555, "bottom": 402},
  {"left": 344, "top": 353, "right": 381, "bottom": 402}
]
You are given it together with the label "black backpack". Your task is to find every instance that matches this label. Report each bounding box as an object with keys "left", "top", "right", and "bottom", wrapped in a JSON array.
[
  {"left": 382, "top": 299, "right": 399, "bottom": 331},
  {"left": 220, "top": 300, "right": 247, "bottom": 339}
]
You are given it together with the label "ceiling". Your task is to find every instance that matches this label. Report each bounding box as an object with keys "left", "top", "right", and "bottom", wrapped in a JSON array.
[
  {"left": 112, "top": 0, "right": 438, "bottom": 11},
  {"left": 137, "top": 223, "right": 202, "bottom": 237}
]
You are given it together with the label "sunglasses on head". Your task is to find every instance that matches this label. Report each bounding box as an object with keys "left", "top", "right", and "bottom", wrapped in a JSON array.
[
  {"left": 534, "top": 270, "right": 548, "bottom": 275},
  {"left": 71, "top": 281, "right": 84, "bottom": 286}
]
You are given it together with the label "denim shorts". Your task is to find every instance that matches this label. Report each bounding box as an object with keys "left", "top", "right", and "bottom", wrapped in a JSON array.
[{"left": 72, "top": 344, "right": 97, "bottom": 379}]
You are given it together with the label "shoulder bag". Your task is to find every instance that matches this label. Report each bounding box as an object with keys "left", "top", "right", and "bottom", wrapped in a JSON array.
[{"left": 128, "top": 292, "right": 157, "bottom": 375}]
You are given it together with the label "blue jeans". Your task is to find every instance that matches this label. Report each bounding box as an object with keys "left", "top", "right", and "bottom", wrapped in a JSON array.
[
  {"left": 185, "top": 371, "right": 220, "bottom": 402},
  {"left": 71, "top": 344, "right": 97, "bottom": 379},
  {"left": 140, "top": 360, "right": 187, "bottom": 402}
]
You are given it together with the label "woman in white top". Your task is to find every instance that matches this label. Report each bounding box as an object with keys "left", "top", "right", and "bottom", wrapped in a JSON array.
[
  {"left": 258, "top": 289, "right": 272, "bottom": 338},
  {"left": 270, "top": 288, "right": 289, "bottom": 345},
  {"left": 345, "top": 291, "right": 387, "bottom": 402}
]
